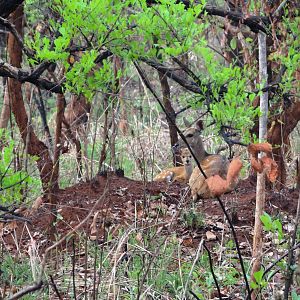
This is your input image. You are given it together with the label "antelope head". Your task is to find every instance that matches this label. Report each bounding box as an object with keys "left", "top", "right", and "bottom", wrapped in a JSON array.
[
  {"left": 173, "top": 119, "right": 207, "bottom": 161},
  {"left": 180, "top": 148, "right": 192, "bottom": 166}
]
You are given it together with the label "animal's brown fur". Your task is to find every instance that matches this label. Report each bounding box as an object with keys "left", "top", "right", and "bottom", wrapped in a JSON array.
[{"left": 154, "top": 148, "right": 193, "bottom": 183}]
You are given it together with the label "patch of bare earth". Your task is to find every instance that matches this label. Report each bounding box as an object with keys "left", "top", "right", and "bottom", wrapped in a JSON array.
[{"left": 2, "top": 173, "right": 298, "bottom": 254}]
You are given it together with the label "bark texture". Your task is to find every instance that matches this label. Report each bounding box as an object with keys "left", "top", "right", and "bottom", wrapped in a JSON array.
[
  {"left": 268, "top": 101, "right": 300, "bottom": 187},
  {"left": 251, "top": 32, "right": 268, "bottom": 299},
  {"left": 158, "top": 71, "right": 180, "bottom": 166},
  {"left": 8, "top": 5, "right": 55, "bottom": 193}
]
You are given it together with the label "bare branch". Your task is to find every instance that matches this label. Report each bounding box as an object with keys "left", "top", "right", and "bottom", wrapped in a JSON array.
[
  {"left": 0, "top": 59, "right": 63, "bottom": 93},
  {"left": 146, "top": 1, "right": 269, "bottom": 33},
  {"left": 0, "top": 16, "right": 33, "bottom": 57},
  {"left": 0, "top": 0, "right": 24, "bottom": 18}
]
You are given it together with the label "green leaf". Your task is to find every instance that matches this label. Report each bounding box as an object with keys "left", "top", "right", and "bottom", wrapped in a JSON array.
[
  {"left": 292, "top": 290, "right": 300, "bottom": 300},
  {"left": 230, "top": 37, "right": 237, "bottom": 50},
  {"left": 253, "top": 268, "right": 264, "bottom": 284},
  {"left": 260, "top": 212, "right": 273, "bottom": 231}
]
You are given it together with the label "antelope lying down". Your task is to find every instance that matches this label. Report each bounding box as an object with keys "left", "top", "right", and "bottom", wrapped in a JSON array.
[
  {"left": 175, "top": 119, "right": 239, "bottom": 200},
  {"left": 154, "top": 148, "right": 193, "bottom": 183}
]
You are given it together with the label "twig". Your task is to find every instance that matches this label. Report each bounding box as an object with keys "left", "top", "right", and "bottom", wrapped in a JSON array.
[
  {"left": 262, "top": 242, "right": 300, "bottom": 280},
  {"left": 183, "top": 239, "right": 204, "bottom": 297},
  {"left": 0, "top": 16, "right": 33, "bottom": 57},
  {"left": 49, "top": 275, "right": 63, "bottom": 300},
  {"left": 284, "top": 191, "right": 300, "bottom": 298},
  {"left": 203, "top": 243, "right": 222, "bottom": 300},
  {"left": 175, "top": 104, "right": 191, "bottom": 116},
  {"left": 189, "top": 289, "right": 202, "bottom": 300},
  {"left": 7, "top": 281, "right": 43, "bottom": 300},
  {"left": 134, "top": 61, "right": 251, "bottom": 299},
  {"left": 72, "top": 238, "right": 77, "bottom": 300},
  {"left": 250, "top": 243, "right": 300, "bottom": 298},
  {"left": 273, "top": 0, "right": 289, "bottom": 17}
]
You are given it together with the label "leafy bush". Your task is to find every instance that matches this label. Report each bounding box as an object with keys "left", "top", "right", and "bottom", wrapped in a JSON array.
[{"left": 0, "top": 132, "right": 36, "bottom": 204}]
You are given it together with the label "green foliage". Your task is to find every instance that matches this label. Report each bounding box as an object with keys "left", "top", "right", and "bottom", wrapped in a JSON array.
[
  {"left": 25, "top": 0, "right": 263, "bottom": 142},
  {"left": 250, "top": 267, "right": 267, "bottom": 290},
  {"left": 0, "top": 134, "right": 35, "bottom": 204},
  {"left": 181, "top": 209, "right": 205, "bottom": 230},
  {"left": 0, "top": 254, "right": 44, "bottom": 300},
  {"left": 0, "top": 254, "right": 48, "bottom": 299},
  {"left": 192, "top": 45, "right": 260, "bottom": 142},
  {"left": 292, "top": 290, "right": 300, "bottom": 300},
  {"left": 0, "top": 255, "right": 33, "bottom": 286},
  {"left": 272, "top": 11, "right": 300, "bottom": 95},
  {"left": 260, "top": 212, "right": 283, "bottom": 242},
  {"left": 26, "top": 0, "right": 206, "bottom": 99}
]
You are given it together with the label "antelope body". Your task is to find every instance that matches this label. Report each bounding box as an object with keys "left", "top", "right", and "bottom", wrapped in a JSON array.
[
  {"left": 175, "top": 120, "right": 236, "bottom": 199},
  {"left": 154, "top": 148, "right": 193, "bottom": 183}
]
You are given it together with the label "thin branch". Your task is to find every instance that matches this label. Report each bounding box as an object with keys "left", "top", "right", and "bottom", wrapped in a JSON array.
[
  {"left": 0, "top": 16, "right": 33, "bottom": 57},
  {"left": 273, "top": 0, "right": 289, "bottom": 17},
  {"left": 284, "top": 191, "right": 300, "bottom": 298},
  {"left": 0, "top": 174, "right": 30, "bottom": 191},
  {"left": 172, "top": 56, "right": 200, "bottom": 84},
  {"left": 134, "top": 61, "right": 251, "bottom": 299},
  {"left": 49, "top": 275, "right": 63, "bottom": 300},
  {"left": 250, "top": 242, "right": 300, "bottom": 297},
  {"left": 72, "top": 238, "right": 77, "bottom": 300},
  {"left": 0, "top": 214, "right": 30, "bottom": 223},
  {"left": 189, "top": 289, "right": 202, "bottom": 300},
  {"left": 175, "top": 104, "right": 191, "bottom": 116},
  {"left": 6, "top": 281, "right": 43, "bottom": 300},
  {"left": 183, "top": 239, "right": 205, "bottom": 297},
  {"left": 142, "top": 58, "right": 203, "bottom": 94},
  {"left": 262, "top": 242, "right": 300, "bottom": 280},
  {"left": 146, "top": 1, "right": 269, "bottom": 33},
  {"left": 203, "top": 243, "right": 222, "bottom": 300}
]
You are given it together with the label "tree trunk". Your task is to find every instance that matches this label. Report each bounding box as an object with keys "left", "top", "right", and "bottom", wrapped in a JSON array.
[
  {"left": 62, "top": 94, "right": 90, "bottom": 179},
  {"left": 98, "top": 94, "right": 109, "bottom": 173},
  {"left": 268, "top": 101, "right": 300, "bottom": 187},
  {"left": 51, "top": 93, "right": 65, "bottom": 190},
  {"left": 109, "top": 104, "right": 117, "bottom": 170},
  {"left": 7, "top": 5, "right": 55, "bottom": 193},
  {"left": 251, "top": 31, "right": 268, "bottom": 299},
  {"left": 158, "top": 71, "right": 180, "bottom": 166},
  {"left": 36, "top": 87, "right": 53, "bottom": 149}
]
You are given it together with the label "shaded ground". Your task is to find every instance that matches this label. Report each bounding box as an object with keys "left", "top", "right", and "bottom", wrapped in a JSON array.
[{"left": 2, "top": 172, "right": 299, "bottom": 253}]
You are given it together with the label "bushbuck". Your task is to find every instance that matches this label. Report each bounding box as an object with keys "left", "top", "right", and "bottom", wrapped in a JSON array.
[
  {"left": 154, "top": 148, "right": 193, "bottom": 183},
  {"left": 175, "top": 119, "right": 237, "bottom": 199}
]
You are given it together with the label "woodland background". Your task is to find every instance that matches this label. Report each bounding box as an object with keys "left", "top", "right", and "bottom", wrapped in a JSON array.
[{"left": 0, "top": 0, "right": 300, "bottom": 299}]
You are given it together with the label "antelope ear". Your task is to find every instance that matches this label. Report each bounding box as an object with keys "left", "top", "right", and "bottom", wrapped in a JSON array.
[
  {"left": 195, "top": 119, "right": 204, "bottom": 131},
  {"left": 183, "top": 117, "right": 191, "bottom": 128}
]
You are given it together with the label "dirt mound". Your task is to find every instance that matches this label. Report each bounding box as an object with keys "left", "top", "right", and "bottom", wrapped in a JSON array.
[{"left": 2, "top": 173, "right": 299, "bottom": 253}]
